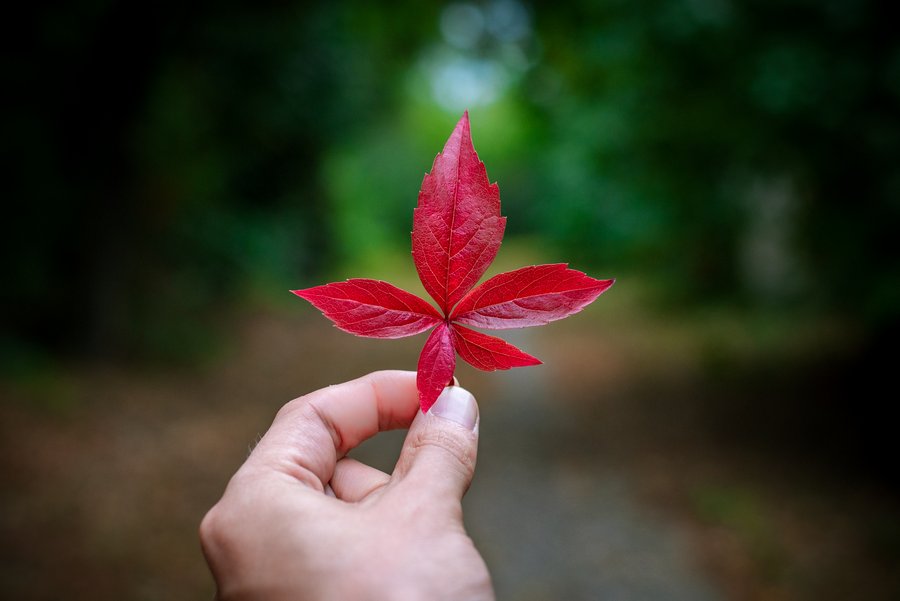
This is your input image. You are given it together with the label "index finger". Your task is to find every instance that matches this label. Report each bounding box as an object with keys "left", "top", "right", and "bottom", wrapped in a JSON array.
[{"left": 245, "top": 370, "right": 420, "bottom": 491}]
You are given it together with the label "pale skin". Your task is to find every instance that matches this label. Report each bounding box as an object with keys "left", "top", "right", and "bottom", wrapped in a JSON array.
[{"left": 200, "top": 370, "right": 495, "bottom": 601}]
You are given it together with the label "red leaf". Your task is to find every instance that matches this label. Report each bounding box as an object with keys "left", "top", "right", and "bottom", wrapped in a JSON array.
[
  {"left": 292, "top": 279, "right": 441, "bottom": 339},
  {"left": 292, "top": 113, "right": 614, "bottom": 413},
  {"left": 417, "top": 323, "right": 456, "bottom": 412},
  {"left": 412, "top": 111, "right": 507, "bottom": 314},
  {"left": 452, "top": 324, "right": 542, "bottom": 371},
  {"left": 451, "top": 264, "right": 615, "bottom": 329}
]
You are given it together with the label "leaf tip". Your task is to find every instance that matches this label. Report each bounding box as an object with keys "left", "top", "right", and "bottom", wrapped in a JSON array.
[{"left": 455, "top": 110, "right": 471, "bottom": 134}]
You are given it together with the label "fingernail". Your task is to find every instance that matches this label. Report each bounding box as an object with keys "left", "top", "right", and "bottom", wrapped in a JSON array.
[{"left": 429, "top": 386, "right": 478, "bottom": 430}]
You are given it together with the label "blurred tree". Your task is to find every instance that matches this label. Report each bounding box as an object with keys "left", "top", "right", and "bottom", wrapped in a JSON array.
[
  {"left": 529, "top": 0, "right": 899, "bottom": 332},
  {"left": 3, "top": 0, "right": 437, "bottom": 360},
  {"left": 3, "top": 0, "right": 897, "bottom": 366}
]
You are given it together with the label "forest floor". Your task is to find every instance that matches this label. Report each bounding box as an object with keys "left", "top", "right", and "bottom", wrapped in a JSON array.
[{"left": 1, "top": 293, "right": 898, "bottom": 600}]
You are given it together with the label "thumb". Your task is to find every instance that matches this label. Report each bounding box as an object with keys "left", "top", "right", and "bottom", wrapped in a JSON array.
[{"left": 393, "top": 384, "right": 480, "bottom": 501}]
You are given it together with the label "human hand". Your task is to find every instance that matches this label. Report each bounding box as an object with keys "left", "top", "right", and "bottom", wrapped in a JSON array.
[{"left": 200, "top": 370, "right": 494, "bottom": 601}]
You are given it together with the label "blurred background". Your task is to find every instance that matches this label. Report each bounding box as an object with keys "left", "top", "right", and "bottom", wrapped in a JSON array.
[{"left": 2, "top": 0, "right": 899, "bottom": 598}]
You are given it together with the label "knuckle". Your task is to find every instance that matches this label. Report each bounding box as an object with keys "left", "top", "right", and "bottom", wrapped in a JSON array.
[
  {"left": 275, "top": 395, "right": 308, "bottom": 420},
  {"left": 409, "top": 428, "right": 476, "bottom": 477},
  {"left": 199, "top": 480, "right": 251, "bottom": 558},
  {"left": 199, "top": 503, "right": 227, "bottom": 553}
]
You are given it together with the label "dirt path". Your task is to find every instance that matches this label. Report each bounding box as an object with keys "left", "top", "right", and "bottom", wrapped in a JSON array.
[{"left": 2, "top": 309, "right": 897, "bottom": 599}]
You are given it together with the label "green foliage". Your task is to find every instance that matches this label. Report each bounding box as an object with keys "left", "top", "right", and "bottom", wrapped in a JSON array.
[
  {"left": 530, "top": 0, "right": 899, "bottom": 316},
  {"left": 4, "top": 0, "right": 897, "bottom": 361}
]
